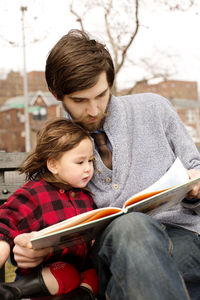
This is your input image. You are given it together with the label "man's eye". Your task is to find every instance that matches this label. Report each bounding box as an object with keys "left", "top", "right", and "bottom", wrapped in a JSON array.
[
  {"left": 73, "top": 99, "right": 85, "bottom": 103},
  {"left": 99, "top": 91, "right": 106, "bottom": 97},
  {"left": 98, "top": 89, "right": 108, "bottom": 98}
]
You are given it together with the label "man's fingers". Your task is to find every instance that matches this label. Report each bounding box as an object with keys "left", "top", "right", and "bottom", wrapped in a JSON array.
[
  {"left": 188, "top": 182, "right": 200, "bottom": 199},
  {"left": 187, "top": 169, "right": 200, "bottom": 199}
]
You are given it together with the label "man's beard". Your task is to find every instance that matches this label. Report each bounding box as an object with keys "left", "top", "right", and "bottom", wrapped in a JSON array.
[
  {"left": 74, "top": 111, "right": 109, "bottom": 132},
  {"left": 63, "top": 95, "right": 110, "bottom": 132}
]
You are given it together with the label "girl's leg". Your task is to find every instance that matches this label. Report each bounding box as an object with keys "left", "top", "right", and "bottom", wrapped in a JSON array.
[
  {"left": 42, "top": 262, "right": 98, "bottom": 296},
  {"left": 0, "top": 262, "right": 80, "bottom": 299},
  {"left": 42, "top": 261, "right": 80, "bottom": 295},
  {"left": 0, "top": 268, "right": 50, "bottom": 299}
]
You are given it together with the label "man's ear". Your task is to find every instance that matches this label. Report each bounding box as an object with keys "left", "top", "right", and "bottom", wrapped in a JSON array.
[{"left": 47, "top": 158, "right": 58, "bottom": 174}]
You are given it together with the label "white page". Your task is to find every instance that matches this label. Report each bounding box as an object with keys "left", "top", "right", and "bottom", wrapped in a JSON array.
[{"left": 132, "top": 157, "right": 189, "bottom": 198}]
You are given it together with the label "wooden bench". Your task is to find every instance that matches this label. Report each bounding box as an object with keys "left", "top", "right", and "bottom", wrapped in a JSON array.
[
  {"left": 0, "top": 152, "right": 98, "bottom": 299},
  {"left": 0, "top": 152, "right": 27, "bottom": 282}
]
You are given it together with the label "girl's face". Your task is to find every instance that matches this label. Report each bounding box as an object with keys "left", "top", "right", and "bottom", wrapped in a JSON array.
[{"left": 48, "top": 137, "right": 94, "bottom": 188}]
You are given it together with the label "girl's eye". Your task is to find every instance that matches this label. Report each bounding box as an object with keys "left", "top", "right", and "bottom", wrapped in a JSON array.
[{"left": 77, "top": 161, "right": 83, "bottom": 165}]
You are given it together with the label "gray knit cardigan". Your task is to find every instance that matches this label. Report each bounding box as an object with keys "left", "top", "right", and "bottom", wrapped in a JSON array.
[{"left": 87, "top": 93, "right": 200, "bottom": 234}]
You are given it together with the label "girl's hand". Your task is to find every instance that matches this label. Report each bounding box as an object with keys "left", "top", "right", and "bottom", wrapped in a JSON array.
[{"left": 13, "top": 232, "right": 53, "bottom": 269}]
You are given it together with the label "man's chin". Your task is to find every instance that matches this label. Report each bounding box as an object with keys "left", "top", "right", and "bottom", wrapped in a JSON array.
[
  {"left": 82, "top": 123, "right": 100, "bottom": 132},
  {"left": 78, "top": 119, "right": 104, "bottom": 132}
]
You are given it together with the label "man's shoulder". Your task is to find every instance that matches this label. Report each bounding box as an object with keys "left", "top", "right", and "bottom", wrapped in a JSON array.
[
  {"left": 113, "top": 93, "right": 171, "bottom": 111},
  {"left": 118, "top": 92, "right": 168, "bottom": 103}
]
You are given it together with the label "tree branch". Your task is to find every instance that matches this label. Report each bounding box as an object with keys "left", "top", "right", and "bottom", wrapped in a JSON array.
[
  {"left": 104, "top": 0, "right": 119, "bottom": 68},
  {"left": 115, "top": 0, "right": 139, "bottom": 74},
  {"left": 70, "top": 2, "right": 85, "bottom": 31}
]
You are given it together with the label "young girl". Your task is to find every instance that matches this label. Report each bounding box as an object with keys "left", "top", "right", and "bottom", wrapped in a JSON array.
[{"left": 0, "top": 118, "right": 98, "bottom": 300}]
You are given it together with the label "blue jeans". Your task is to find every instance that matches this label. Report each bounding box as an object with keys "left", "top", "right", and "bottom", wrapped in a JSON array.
[{"left": 92, "top": 212, "right": 200, "bottom": 300}]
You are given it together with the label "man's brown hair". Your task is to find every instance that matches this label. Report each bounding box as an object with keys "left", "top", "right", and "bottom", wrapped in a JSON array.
[
  {"left": 19, "top": 118, "right": 91, "bottom": 181},
  {"left": 45, "top": 29, "right": 115, "bottom": 100}
]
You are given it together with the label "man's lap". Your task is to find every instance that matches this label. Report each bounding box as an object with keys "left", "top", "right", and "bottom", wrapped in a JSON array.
[
  {"left": 165, "top": 224, "right": 200, "bottom": 299},
  {"left": 93, "top": 212, "right": 199, "bottom": 299}
]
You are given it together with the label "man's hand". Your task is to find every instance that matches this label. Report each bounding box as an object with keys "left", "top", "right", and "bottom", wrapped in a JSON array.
[
  {"left": 13, "top": 232, "right": 53, "bottom": 269},
  {"left": 187, "top": 169, "right": 200, "bottom": 199}
]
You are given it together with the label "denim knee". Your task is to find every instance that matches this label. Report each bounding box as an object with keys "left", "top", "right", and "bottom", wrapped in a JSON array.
[
  {"left": 103, "top": 212, "right": 168, "bottom": 247},
  {"left": 93, "top": 213, "right": 189, "bottom": 300}
]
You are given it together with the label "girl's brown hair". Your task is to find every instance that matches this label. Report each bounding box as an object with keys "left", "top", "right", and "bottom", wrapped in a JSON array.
[
  {"left": 19, "top": 118, "right": 91, "bottom": 181},
  {"left": 45, "top": 29, "right": 115, "bottom": 100}
]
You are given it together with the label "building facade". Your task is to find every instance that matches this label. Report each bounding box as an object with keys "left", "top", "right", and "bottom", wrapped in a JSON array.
[
  {"left": 0, "top": 91, "right": 62, "bottom": 152},
  {"left": 122, "top": 80, "right": 200, "bottom": 144},
  {"left": 1, "top": 79, "right": 200, "bottom": 152},
  {"left": 0, "top": 71, "right": 48, "bottom": 106}
]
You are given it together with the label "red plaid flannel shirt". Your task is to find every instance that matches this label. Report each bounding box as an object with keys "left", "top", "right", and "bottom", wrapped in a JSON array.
[{"left": 0, "top": 179, "right": 96, "bottom": 270}]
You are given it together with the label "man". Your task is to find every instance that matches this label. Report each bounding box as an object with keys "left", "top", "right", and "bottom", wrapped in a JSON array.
[{"left": 13, "top": 30, "right": 200, "bottom": 300}]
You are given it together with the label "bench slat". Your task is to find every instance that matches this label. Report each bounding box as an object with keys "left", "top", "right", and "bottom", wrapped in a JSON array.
[
  {"left": 0, "top": 152, "right": 27, "bottom": 170},
  {"left": 0, "top": 185, "right": 23, "bottom": 201}
]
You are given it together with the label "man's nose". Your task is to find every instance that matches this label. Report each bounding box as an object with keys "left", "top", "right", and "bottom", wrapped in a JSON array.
[{"left": 87, "top": 100, "right": 98, "bottom": 116}]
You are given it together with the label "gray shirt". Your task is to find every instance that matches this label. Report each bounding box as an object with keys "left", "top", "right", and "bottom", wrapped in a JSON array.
[{"left": 87, "top": 93, "right": 200, "bottom": 233}]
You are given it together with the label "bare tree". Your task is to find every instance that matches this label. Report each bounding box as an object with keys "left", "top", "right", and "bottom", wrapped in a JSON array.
[
  {"left": 156, "top": 0, "right": 196, "bottom": 11},
  {"left": 70, "top": 0, "right": 198, "bottom": 94}
]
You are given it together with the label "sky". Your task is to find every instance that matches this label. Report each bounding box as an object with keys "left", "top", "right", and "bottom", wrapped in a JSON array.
[{"left": 0, "top": 0, "right": 200, "bottom": 91}]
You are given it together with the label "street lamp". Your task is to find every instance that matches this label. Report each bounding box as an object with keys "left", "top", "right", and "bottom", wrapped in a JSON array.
[{"left": 21, "top": 6, "right": 31, "bottom": 152}]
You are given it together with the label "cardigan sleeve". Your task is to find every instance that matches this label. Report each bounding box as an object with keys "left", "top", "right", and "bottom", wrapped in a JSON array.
[{"left": 159, "top": 96, "right": 200, "bottom": 170}]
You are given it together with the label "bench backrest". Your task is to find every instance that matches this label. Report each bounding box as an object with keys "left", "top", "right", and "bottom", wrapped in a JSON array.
[
  {"left": 0, "top": 152, "right": 27, "bottom": 282},
  {"left": 0, "top": 152, "right": 27, "bottom": 204}
]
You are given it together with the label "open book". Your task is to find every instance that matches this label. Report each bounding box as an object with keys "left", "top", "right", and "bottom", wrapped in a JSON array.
[{"left": 31, "top": 158, "right": 200, "bottom": 249}]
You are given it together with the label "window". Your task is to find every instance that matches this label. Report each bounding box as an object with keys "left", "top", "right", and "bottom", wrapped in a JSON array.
[
  {"left": 16, "top": 111, "right": 21, "bottom": 123},
  {"left": 32, "top": 107, "right": 47, "bottom": 120},
  {"left": 6, "top": 113, "right": 11, "bottom": 124},
  {"left": 186, "top": 125, "right": 196, "bottom": 141},
  {"left": 32, "top": 110, "right": 39, "bottom": 120},
  {"left": 40, "top": 107, "right": 47, "bottom": 120},
  {"left": 187, "top": 110, "right": 195, "bottom": 123}
]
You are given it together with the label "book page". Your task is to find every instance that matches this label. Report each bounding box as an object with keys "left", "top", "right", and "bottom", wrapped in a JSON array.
[
  {"left": 31, "top": 209, "right": 123, "bottom": 249},
  {"left": 126, "top": 175, "right": 200, "bottom": 215},
  {"left": 124, "top": 157, "right": 189, "bottom": 208},
  {"left": 35, "top": 207, "right": 122, "bottom": 237}
]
